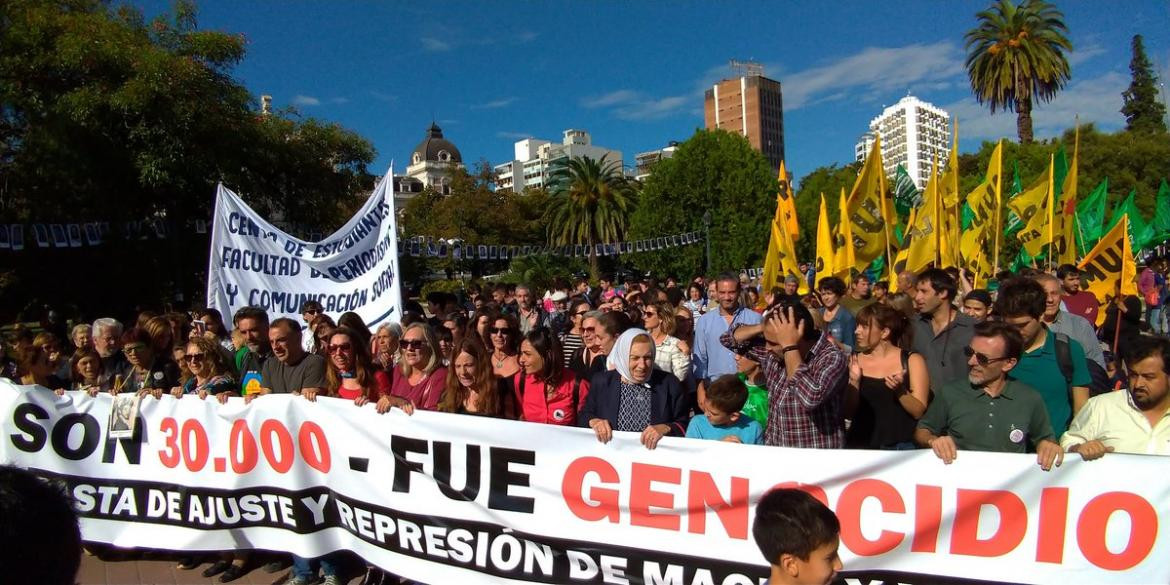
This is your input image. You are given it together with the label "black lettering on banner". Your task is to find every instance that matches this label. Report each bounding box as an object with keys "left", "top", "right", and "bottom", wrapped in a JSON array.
[
  {"left": 101, "top": 418, "right": 145, "bottom": 464},
  {"left": 488, "top": 447, "right": 535, "bottom": 514},
  {"left": 51, "top": 412, "right": 100, "bottom": 460},
  {"left": 391, "top": 436, "right": 429, "bottom": 493},
  {"left": 1083, "top": 248, "right": 1122, "bottom": 282},
  {"left": 432, "top": 442, "right": 482, "bottom": 502},
  {"left": 10, "top": 402, "right": 49, "bottom": 451}
]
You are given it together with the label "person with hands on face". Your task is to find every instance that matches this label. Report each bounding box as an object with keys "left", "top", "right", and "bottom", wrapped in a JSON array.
[
  {"left": 721, "top": 299, "right": 849, "bottom": 448},
  {"left": 1061, "top": 335, "right": 1170, "bottom": 459},
  {"left": 173, "top": 336, "right": 236, "bottom": 403},
  {"left": 915, "top": 321, "right": 1064, "bottom": 471},
  {"left": 254, "top": 318, "right": 328, "bottom": 403},
  {"left": 581, "top": 328, "right": 689, "bottom": 449}
]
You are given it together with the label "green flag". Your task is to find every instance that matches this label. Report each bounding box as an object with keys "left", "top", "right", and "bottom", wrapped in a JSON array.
[
  {"left": 1053, "top": 145, "right": 1069, "bottom": 198},
  {"left": 1153, "top": 179, "right": 1170, "bottom": 240},
  {"left": 1107, "top": 188, "right": 1156, "bottom": 251},
  {"left": 1076, "top": 178, "right": 1109, "bottom": 255},
  {"left": 1004, "top": 161, "right": 1027, "bottom": 234},
  {"left": 892, "top": 165, "right": 921, "bottom": 219},
  {"left": 961, "top": 202, "right": 973, "bottom": 230}
]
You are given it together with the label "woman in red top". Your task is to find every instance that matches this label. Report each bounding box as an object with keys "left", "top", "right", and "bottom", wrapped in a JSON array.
[
  {"left": 326, "top": 327, "right": 390, "bottom": 402},
  {"left": 380, "top": 323, "right": 447, "bottom": 412},
  {"left": 437, "top": 338, "right": 517, "bottom": 418},
  {"left": 515, "top": 327, "right": 589, "bottom": 425}
]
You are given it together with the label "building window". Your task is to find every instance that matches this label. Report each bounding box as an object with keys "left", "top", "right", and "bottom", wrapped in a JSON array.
[{"left": 412, "top": 153, "right": 421, "bottom": 165}]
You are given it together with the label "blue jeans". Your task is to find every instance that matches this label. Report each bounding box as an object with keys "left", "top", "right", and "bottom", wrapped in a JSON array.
[
  {"left": 1149, "top": 306, "right": 1164, "bottom": 334},
  {"left": 292, "top": 553, "right": 339, "bottom": 579}
]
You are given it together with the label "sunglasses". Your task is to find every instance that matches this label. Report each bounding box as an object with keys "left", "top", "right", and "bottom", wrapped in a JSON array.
[
  {"left": 582, "top": 327, "right": 596, "bottom": 333},
  {"left": 184, "top": 353, "right": 205, "bottom": 363},
  {"left": 963, "top": 346, "right": 1011, "bottom": 366},
  {"left": 574, "top": 311, "right": 589, "bottom": 317},
  {"left": 123, "top": 345, "right": 147, "bottom": 354},
  {"left": 328, "top": 343, "right": 353, "bottom": 354},
  {"left": 489, "top": 327, "right": 510, "bottom": 335},
  {"left": 303, "top": 309, "right": 320, "bottom": 315},
  {"left": 401, "top": 339, "right": 426, "bottom": 350},
  {"left": 643, "top": 310, "right": 657, "bottom": 317}
]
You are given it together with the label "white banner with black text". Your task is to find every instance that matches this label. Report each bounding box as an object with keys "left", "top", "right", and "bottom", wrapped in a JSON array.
[
  {"left": 0, "top": 384, "right": 1166, "bottom": 585},
  {"left": 206, "top": 172, "right": 402, "bottom": 328}
]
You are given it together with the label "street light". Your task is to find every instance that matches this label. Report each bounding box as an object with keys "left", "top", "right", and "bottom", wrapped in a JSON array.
[{"left": 702, "top": 210, "right": 712, "bottom": 274}]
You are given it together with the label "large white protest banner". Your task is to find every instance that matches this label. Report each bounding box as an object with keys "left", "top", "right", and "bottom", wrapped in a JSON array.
[
  {"left": 1, "top": 383, "right": 1166, "bottom": 585},
  {"left": 206, "top": 171, "right": 402, "bottom": 328}
]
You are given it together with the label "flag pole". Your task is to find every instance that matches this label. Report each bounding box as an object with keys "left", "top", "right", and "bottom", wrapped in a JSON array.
[
  {"left": 1047, "top": 152, "right": 1055, "bottom": 272},
  {"left": 991, "top": 140, "right": 1003, "bottom": 278}
]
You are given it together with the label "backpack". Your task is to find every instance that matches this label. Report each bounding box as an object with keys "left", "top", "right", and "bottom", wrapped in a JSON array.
[{"left": 1052, "top": 332, "right": 1110, "bottom": 397}]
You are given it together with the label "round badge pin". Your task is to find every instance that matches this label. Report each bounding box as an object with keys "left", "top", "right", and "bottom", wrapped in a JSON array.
[
  {"left": 1009, "top": 428, "right": 1024, "bottom": 443},
  {"left": 553, "top": 408, "right": 566, "bottom": 421},
  {"left": 153, "top": 372, "right": 163, "bottom": 380}
]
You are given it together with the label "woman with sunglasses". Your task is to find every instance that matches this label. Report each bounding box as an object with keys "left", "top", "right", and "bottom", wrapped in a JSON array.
[
  {"left": 327, "top": 327, "right": 391, "bottom": 403},
  {"left": 569, "top": 310, "right": 603, "bottom": 381},
  {"left": 116, "top": 327, "right": 181, "bottom": 399},
  {"left": 515, "top": 327, "right": 589, "bottom": 425},
  {"left": 844, "top": 303, "right": 930, "bottom": 450},
  {"left": 560, "top": 299, "right": 591, "bottom": 367},
  {"left": 311, "top": 314, "right": 337, "bottom": 357},
  {"left": 172, "top": 336, "right": 236, "bottom": 403},
  {"left": 379, "top": 323, "right": 446, "bottom": 412},
  {"left": 437, "top": 338, "right": 517, "bottom": 418},
  {"left": 642, "top": 301, "right": 691, "bottom": 382},
  {"left": 487, "top": 314, "right": 522, "bottom": 379}
]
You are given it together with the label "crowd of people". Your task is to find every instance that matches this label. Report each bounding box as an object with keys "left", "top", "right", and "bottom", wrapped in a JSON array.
[{"left": 2, "top": 262, "right": 1169, "bottom": 585}]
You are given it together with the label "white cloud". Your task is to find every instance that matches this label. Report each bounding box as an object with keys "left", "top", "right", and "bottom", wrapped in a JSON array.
[
  {"left": 421, "top": 37, "right": 451, "bottom": 52},
  {"left": 580, "top": 90, "right": 689, "bottom": 120},
  {"left": 782, "top": 41, "right": 966, "bottom": 110},
  {"left": 471, "top": 97, "right": 518, "bottom": 110},
  {"left": 943, "top": 71, "right": 1129, "bottom": 141},
  {"left": 1068, "top": 41, "right": 1107, "bottom": 67},
  {"left": 292, "top": 95, "right": 321, "bottom": 106},
  {"left": 329, "top": 97, "right": 350, "bottom": 105}
]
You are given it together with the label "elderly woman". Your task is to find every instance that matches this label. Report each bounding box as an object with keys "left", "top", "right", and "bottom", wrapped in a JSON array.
[
  {"left": 642, "top": 301, "right": 691, "bottom": 382},
  {"left": 515, "top": 327, "right": 588, "bottom": 425},
  {"left": 438, "top": 338, "right": 516, "bottom": 418},
  {"left": 117, "top": 327, "right": 181, "bottom": 398},
  {"left": 379, "top": 323, "right": 447, "bottom": 412},
  {"left": 70, "top": 323, "right": 93, "bottom": 354},
  {"left": 173, "top": 336, "right": 237, "bottom": 403},
  {"left": 373, "top": 322, "right": 403, "bottom": 370},
  {"left": 580, "top": 328, "right": 690, "bottom": 449}
]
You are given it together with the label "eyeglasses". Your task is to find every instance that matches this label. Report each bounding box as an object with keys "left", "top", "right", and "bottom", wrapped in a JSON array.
[
  {"left": 328, "top": 343, "right": 353, "bottom": 354},
  {"left": 489, "top": 327, "right": 509, "bottom": 335},
  {"left": 123, "top": 345, "right": 147, "bottom": 354},
  {"left": 643, "top": 310, "right": 657, "bottom": 317},
  {"left": 582, "top": 327, "right": 596, "bottom": 333},
  {"left": 574, "top": 311, "right": 589, "bottom": 317},
  {"left": 963, "top": 346, "right": 1011, "bottom": 366},
  {"left": 184, "top": 353, "right": 205, "bottom": 363},
  {"left": 303, "top": 309, "right": 320, "bottom": 315},
  {"left": 401, "top": 339, "right": 426, "bottom": 350}
]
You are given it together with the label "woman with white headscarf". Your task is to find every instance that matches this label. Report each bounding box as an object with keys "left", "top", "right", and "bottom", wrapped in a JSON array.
[{"left": 580, "top": 328, "right": 691, "bottom": 449}]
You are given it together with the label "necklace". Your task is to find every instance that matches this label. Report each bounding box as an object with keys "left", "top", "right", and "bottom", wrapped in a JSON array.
[{"left": 493, "top": 351, "right": 510, "bottom": 368}]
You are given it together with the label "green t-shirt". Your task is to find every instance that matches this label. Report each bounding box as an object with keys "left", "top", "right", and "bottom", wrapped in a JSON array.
[
  {"left": 739, "top": 373, "right": 769, "bottom": 426},
  {"left": 918, "top": 378, "right": 1055, "bottom": 453},
  {"left": 1009, "top": 330, "right": 1091, "bottom": 438}
]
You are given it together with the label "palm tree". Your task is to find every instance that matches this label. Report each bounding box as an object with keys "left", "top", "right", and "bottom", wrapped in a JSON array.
[
  {"left": 544, "top": 154, "right": 636, "bottom": 280},
  {"left": 965, "top": 0, "right": 1072, "bottom": 143}
]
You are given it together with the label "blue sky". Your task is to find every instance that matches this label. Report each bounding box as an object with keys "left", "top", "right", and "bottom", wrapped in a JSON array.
[{"left": 158, "top": 1, "right": 1169, "bottom": 182}]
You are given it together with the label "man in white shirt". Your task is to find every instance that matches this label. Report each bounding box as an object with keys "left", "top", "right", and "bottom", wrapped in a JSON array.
[{"left": 1062, "top": 336, "right": 1170, "bottom": 459}]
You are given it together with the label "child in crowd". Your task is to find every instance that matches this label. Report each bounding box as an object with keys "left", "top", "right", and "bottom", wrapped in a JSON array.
[
  {"left": 734, "top": 349, "right": 768, "bottom": 426},
  {"left": 685, "top": 374, "right": 764, "bottom": 444},
  {"left": 753, "top": 488, "right": 843, "bottom": 585}
]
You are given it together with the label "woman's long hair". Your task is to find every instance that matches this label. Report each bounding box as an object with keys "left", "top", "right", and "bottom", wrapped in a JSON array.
[
  {"left": 186, "top": 336, "right": 231, "bottom": 380},
  {"left": 400, "top": 323, "right": 443, "bottom": 377},
  {"left": 324, "top": 327, "right": 378, "bottom": 395},
  {"left": 438, "top": 338, "right": 502, "bottom": 415},
  {"left": 523, "top": 327, "right": 564, "bottom": 386}
]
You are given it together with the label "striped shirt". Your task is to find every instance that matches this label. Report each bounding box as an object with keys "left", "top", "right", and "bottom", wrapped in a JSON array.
[{"left": 560, "top": 333, "right": 584, "bottom": 367}]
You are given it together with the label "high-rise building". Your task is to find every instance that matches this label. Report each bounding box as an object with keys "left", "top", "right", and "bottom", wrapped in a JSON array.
[
  {"left": 633, "top": 142, "right": 678, "bottom": 181},
  {"left": 855, "top": 95, "right": 950, "bottom": 189},
  {"left": 703, "top": 75, "right": 785, "bottom": 170},
  {"left": 494, "top": 129, "right": 622, "bottom": 192}
]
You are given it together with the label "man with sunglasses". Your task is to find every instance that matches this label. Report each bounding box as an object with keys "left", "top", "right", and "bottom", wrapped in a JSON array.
[
  {"left": 995, "top": 278, "right": 1091, "bottom": 438},
  {"left": 915, "top": 321, "right": 1063, "bottom": 471}
]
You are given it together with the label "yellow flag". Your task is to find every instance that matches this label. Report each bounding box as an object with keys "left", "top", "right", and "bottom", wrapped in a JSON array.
[
  {"left": 959, "top": 141, "right": 1003, "bottom": 285},
  {"left": 939, "top": 119, "right": 961, "bottom": 268},
  {"left": 815, "top": 193, "right": 835, "bottom": 286},
  {"left": 1015, "top": 154, "right": 1055, "bottom": 257},
  {"left": 847, "top": 134, "right": 892, "bottom": 266},
  {"left": 1054, "top": 126, "right": 1079, "bottom": 265},
  {"left": 777, "top": 161, "right": 800, "bottom": 241},
  {"left": 904, "top": 157, "right": 941, "bottom": 274},
  {"left": 1078, "top": 215, "right": 1138, "bottom": 325},
  {"left": 834, "top": 187, "right": 856, "bottom": 279}
]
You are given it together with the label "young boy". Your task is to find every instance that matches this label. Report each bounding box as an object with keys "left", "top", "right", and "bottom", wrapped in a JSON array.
[
  {"left": 685, "top": 374, "right": 764, "bottom": 444},
  {"left": 753, "top": 489, "right": 843, "bottom": 585}
]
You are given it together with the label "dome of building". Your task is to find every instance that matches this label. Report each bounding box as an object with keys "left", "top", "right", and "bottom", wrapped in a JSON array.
[{"left": 410, "top": 123, "right": 462, "bottom": 166}]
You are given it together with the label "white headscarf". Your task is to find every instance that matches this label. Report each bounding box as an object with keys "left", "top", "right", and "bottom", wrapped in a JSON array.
[{"left": 606, "top": 328, "right": 656, "bottom": 385}]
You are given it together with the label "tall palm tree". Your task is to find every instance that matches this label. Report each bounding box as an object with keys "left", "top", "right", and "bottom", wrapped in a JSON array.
[
  {"left": 544, "top": 154, "right": 636, "bottom": 280},
  {"left": 965, "top": 0, "right": 1072, "bottom": 143}
]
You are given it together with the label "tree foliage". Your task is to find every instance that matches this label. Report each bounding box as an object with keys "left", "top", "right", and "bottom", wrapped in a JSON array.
[
  {"left": 964, "top": 0, "right": 1072, "bottom": 143},
  {"left": 1121, "top": 34, "right": 1168, "bottom": 135},
  {"left": 544, "top": 154, "right": 636, "bottom": 280},
  {"left": 628, "top": 129, "right": 776, "bottom": 277},
  {"left": 0, "top": 0, "right": 375, "bottom": 320},
  {"left": 792, "top": 162, "right": 862, "bottom": 259}
]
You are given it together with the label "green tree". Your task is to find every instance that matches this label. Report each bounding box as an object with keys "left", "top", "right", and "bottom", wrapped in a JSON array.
[
  {"left": 792, "top": 162, "right": 862, "bottom": 260},
  {"left": 544, "top": 154, "right": 636, "bottom": 280},
  {"left": 964, "top": 0, "right": 1072, "bottom": 143},
  {"left": 628, "top": 129, "right": 775, "bottom": 277},
  {"left": 1121, "top": 34, "right": 1168, "bottom": 134}
]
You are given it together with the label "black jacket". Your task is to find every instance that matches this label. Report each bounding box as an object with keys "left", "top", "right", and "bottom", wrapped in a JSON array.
[{"left": 579, "top": 368, "right": 691, "bottom": 436}]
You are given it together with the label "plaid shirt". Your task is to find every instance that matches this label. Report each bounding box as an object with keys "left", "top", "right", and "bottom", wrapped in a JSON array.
[{"left": 720, "top": 326, "right": 848, "bottom": 448}]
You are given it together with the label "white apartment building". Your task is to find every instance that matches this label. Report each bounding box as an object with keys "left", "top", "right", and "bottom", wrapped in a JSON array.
[
  {"left": 855, "top": 95, "right": 950, "bottom": 189},
  {"left": 494, "top": 129, "right": 623, "bottom": 192},
  {"left": 633, "top": 143, "right": 678, "bottom": 181}
]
